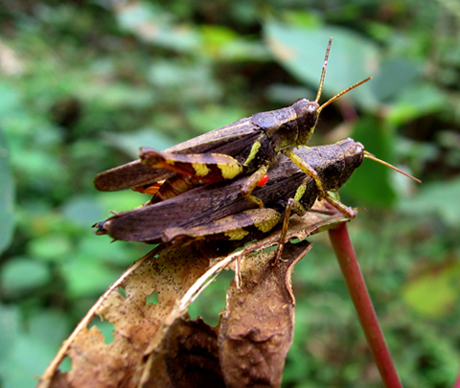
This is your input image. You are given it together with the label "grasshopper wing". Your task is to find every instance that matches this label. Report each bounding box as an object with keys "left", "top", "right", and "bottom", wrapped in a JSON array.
[{"left": 94, "top": 118, "right": 262, "bottom": 191}]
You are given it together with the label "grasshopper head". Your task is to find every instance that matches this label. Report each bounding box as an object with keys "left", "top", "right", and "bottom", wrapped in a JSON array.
[
  {"left": 339, "top": 138, "right": 365, "bottom": 169},
  {"left": 292, "top": 98, "right": 320, "bottom": 146},
  {"left": 335, "top": 138, "right": 365, "bottom": 188}
]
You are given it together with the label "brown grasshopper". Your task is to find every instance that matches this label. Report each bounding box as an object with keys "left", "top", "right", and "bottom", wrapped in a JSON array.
[
  {"left": 94, "top": 138, "right": 420, "bottom": 262},
  {"left": 94, "top": 38, "right": 371, "bottom": 215}
]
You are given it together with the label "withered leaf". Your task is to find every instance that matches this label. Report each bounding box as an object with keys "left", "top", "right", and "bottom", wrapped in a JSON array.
[
  {"left": 219, "top": 241, "right": 312, "bottom": 388},
  {"left": 162, "top": 318, "right": 224, "bottom": 388},
  {"left": 38, "top": 201, "right": 345, "bottom": 388}
]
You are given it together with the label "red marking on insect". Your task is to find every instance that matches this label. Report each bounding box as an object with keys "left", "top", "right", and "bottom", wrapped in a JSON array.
[{"left": 257, "top": 174, "right": 269, "bottom": 187}]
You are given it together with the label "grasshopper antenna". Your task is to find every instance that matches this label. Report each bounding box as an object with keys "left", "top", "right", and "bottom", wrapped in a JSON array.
[
  {"left": 315, "top": 37, "right": 372, "bottom": 113},
  {"left": 318, "top": 77, "right": 372, "bottom": 113},
  {"left": 364, "top": 151, "right": 421, "bottom": 183},
  {"left": 314, "top": 37, "right": 333, "bottom": 103}
]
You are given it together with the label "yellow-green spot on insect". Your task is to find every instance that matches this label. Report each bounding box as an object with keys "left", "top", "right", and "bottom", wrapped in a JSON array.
[
  {"left": 243, "top": 141, "right": 262, "bottom": 167},
  {"left": 224, "top": 228, "right": 249, "bottom": 240},
  {"left": 192, "top": 162, "right": 211, "bottom": 177},
  {"left": 217, "top": 162, "right": 243, "bottom": 180},
  {"left": 254, "top": 211, "right": 282, "bottom": 233},
  {"left": 294, "top": 183, "right": 307, "bottom": 202}
]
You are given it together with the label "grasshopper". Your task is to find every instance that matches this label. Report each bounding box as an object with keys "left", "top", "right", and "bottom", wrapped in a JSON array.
[
  {"left": 94, "top": 138, "right": 420, "bottom": 263},
  {"left": 94, "top": 38, "right": 371, "bottom": 211}
]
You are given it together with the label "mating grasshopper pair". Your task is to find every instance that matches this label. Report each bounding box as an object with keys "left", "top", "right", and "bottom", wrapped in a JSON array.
[
  {"left": 95, "top": 138, "right": 418, "bottom": 262},
  {"left": 95, "top": 139, "right": 363, "bottom": 242},
  {"left": 94, "top": 39, "right": 419, "bottom": 261},
  {"left": 95, "top": 38, "right": 371, "bottom": 217}
]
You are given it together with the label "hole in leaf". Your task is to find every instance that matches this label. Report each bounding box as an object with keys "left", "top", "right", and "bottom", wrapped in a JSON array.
[
  {"left": 89, "top": 318, "right": 115, "bottom": 344},
  {"left": 118, "top": 288, "right": 126, "bottom": 298},
  {"left": 146, "top": 292, "right": 159, "bottom": 305}
]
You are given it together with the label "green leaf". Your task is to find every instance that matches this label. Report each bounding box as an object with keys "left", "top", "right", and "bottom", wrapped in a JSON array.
[
  {"left": 263, "top": 20, "right": 379, "bottom": 109},
  {"left": 62, "top": 196, "right": 105, "bottom": 227},
  {"left": 78, "top": 235, "right": 141, "bottom": 266},
  {"left": 98, "top": 190, "right": 151, "bottom": 214},
  {"left": 200, "top": 24, "right": 270, "bottom": 61},
  {"left": 341, "top": 116, "right": 397, "bottom": 207},
  {"left": 148, "top": 60, "right": 222, "bottom": 103},
  {"left": 398, "top": 178, "right": 460, "bottom": 227},
  {"left": 28, "top": 310, "right": 71, "bottom": 349},
  {"left": 0, "top": 304, "right": 20, "bottom": 363},
  {"left": 61, "top": 256, "right": 118, "bottom": 298},
  {"left": 81, "top": 84, "right": 156, "bottom": 110},
  {"left": 387, "top": 83, "right": 448, "bottom": 126},
  {"left": 0, "top": 127, "right": 16, "bottom": 254},
  {"left": 28, "top": 234, "right": 73, "bottom": 263},
  {"left": 186, "top": 105, "right": 247, "bottom": 134},
  {"left": 115, "top": 2, "right": 200, "bottom": 52},
  {"left": 1, "top": 257, "right": 51, "bottom": 294},
  {"left": 103, "top": 127, "right": 176, "bottom": 158},
  {"left": 402, "top": 262, "right": 460, "bottom": 317},
  {"left": 371, "top": 57, "right": 421, "bottom": 102},
  {"left": 0, "top": 307, "right": 70, "bottom": 388}
]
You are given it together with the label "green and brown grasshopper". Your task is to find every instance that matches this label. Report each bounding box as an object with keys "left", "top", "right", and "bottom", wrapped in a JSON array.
[
  {"left": 94, "top": 138, "right": 419, "bottom": 261},
  {"left": 94, "top": 38, "right": 371, "bottom": 214}
]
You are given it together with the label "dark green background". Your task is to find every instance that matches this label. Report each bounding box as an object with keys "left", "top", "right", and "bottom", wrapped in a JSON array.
[{"left": 1, "top": 1, "right": 459, "bottom": 387}]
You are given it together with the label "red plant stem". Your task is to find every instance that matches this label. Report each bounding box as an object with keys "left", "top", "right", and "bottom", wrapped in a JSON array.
[
  {"left": 328, "top": 221, "right": 403, "bottom": 388},
  {"left": 454, "top": 369, "right": 460, "bottom": 388}
]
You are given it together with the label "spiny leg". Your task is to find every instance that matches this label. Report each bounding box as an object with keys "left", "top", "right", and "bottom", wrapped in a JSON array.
[
  {"left": 274, "top": 177, "right": 310, "bottom": 266},
  {"left": 323, "top": 194, "right": 357, "bottom": 219},
  {"left": 284, "top": 149, "right": 358, "bottom": 218}
]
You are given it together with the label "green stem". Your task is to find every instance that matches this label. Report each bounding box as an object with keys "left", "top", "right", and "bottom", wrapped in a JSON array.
[{"left": 328, "top": 221, "right": 403, "bottom": 388}]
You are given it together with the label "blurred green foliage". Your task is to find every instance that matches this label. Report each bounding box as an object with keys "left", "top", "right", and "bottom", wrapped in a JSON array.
[{"left": 0, "top": 1, "right": 460, "bottom": 387}]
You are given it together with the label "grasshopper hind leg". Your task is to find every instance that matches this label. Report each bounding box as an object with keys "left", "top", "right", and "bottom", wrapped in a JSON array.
[
  {"left": 284, "top": 149, "right": 357, "bottom": 218},
  {"left": 274, "top": 182, "right": 357, "bottom": 267},
  {"left": 284, "top": 149, "right": 326, "bottom": 196},
  {"left": 274, "top": 197, "right": 308, "bottom": 267}
]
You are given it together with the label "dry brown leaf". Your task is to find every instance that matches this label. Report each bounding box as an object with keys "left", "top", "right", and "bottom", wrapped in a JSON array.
[
  {"left": 38, "top": 200, "right": 346, "bottom": 388},
  {"left": 219, "top": 241, "right": 312, "bottom": 388},
  {"left": 162, "top": 318, "right": 224, "bottom": 388}
]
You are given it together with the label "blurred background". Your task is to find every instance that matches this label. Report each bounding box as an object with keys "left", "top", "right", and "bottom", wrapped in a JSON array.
[{"left": 1, "top": 0, "right": 459, "bottom": 387}]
